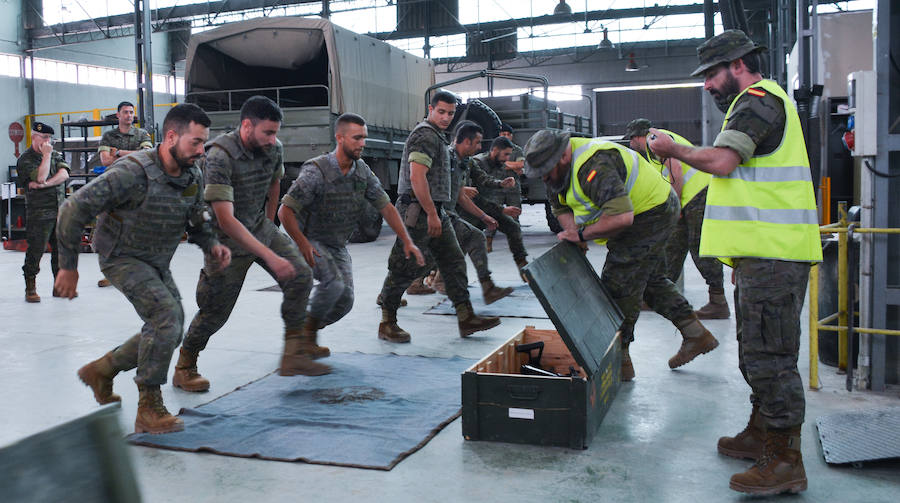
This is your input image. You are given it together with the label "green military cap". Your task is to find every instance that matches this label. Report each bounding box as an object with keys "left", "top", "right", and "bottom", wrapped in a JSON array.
[
  {"left": 623, "top": 118, "right": 652, "bottom": 140},
  {"left": 32, "top": 122, "right": 55, "bottom": 135},
  {"left": 523, "top": 129, "right": 570, "bottom": 179},
  {"left": 691, "top": 29, "right": 766, "bottom": 77}
]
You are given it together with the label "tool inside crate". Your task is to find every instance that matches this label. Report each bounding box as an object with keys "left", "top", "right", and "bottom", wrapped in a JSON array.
[{"left": 468, "top": 326, "right": 586, "bottom": 378}]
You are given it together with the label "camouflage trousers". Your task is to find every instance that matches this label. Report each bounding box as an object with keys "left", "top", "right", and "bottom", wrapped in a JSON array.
[
  {"left": 664, "top": 189, "right": 724, "bottom": 288},
  {"left": 485, "top": 183, "right": 522, "bottom": 239},
  {"left": 22, "top": 214, "right": 58, "bottom": 279},
  {"left": 182, "top": 231, "right": 313, "bottom": 353},
  {"left": 449, "top": 213, "right": 491, "bottom": 282},
  {"left": 379, "top": 202, "right": 470, "bottom": 313},
  {"left": 100, "top": 256, "right": 183, "bottom": 386},
  {"left": 307, "top": 240, "right": 354, "bottom": 327},
  {"left": 735, "top": 258, "right": 809, "bottom": 429},
  {"left": 462, "top": 197, "right": 527, "bottom": 262},
  {"left": 602, "top": 191, "right": 695, "bottom": 344}
]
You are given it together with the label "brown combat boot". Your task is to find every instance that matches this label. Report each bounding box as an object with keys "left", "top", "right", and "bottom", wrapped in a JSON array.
[
  {"left": 718, "top": 404, "right": 765, "bottom": 460},
  {"left": 429, "top": 270, "right": 447, "bottom": 295},
  {"left": 515, "top": 257, "right": 529, "bottom": 283},
  {"left": 134, "top": 384, "right": 184, "bottom": 434},
  {"left": 669, "top": 316, "right": 719, "bottom": 368},
  {"left": 296, "top": 316, "right": 330, "bottom": 359},
  {"left": 481, "top": 277, "right": 513, "bottom": 305},
  {"left": 98, "top": 278, "right": 112, "bottom": 288},
  {"left": 25, "top": 276, "right": 40, "bottom": 303},
  {"left": 621, "top": 340, "right": 635, "bottom": 382},
  {"left": 456, "top": 301, "right": 501, "bottom": 337},
  {"left": 485, "top": 236, "right": 493, "bottom": 253},
  {"left": 378, "top": 309, "right": 411, "bottom": 343},
  {"left": 406, "top": 276, "right": 435, "bottom": 295},
  {"left": 280, "top": 330, "right": 332, "bottom": 376},
  {"left": 172, "top": 347, "right": 210, "bottom": 392},
  {"left": 695, "top": 286, "right": 730, "bottom": 319},
  {"left": 77, "top": 351, "right": 121, "bottom": 404},
  {"left": 730, "top": 427, "right": 807, "bottom": 495}
]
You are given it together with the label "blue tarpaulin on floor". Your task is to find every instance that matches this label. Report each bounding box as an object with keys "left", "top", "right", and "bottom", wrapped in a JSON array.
[{"left": 128, "top": 353, "right": 474, "bottom": 470}]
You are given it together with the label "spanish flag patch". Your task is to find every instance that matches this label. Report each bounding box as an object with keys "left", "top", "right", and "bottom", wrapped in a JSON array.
[
  {"left": 586, "top": 169, "right": 597, "bottom": 182},
  {"left": 747, "top": 88, "right": 766, "bottom": 97}
]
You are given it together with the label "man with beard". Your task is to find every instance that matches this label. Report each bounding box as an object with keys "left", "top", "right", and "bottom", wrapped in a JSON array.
[
  {"left": 175, "top": 96, "right": 329, "bottom": 392},
  {"left": 277, "top": 113, "right": 425, "bottom": 358},
  {"left": 648, "top": 30, "right": 821, "bottom": 495},
  {"left": 57, "top": 104, "right": 231, "bottom": 433},
  {"left": 377, "top": 90, "right": 501, "bottom": 343},
  {"left": 440, "top": 120, "right": 515, "bottom": 304},
  {"left": 523, "top": 130, "right": 719, "bottom": 382},
  {"left": 464, "top": 136, "right": 530, "bottom": 281},
  {"left": 625, "top": 118, "right": 728, "bottom": 319}
]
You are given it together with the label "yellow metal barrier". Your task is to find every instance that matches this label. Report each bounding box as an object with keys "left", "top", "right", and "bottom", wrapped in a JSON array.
[{"left": 809, "top": 202, "right": 900, "bottom": 390}]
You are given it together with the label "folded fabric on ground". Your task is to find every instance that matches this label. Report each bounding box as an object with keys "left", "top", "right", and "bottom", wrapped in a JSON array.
[
  {"left": 128, "top": 353, "right": 474, "bottom": 470},
  {"left": 424, "top": 283, "right": 548, "bottom": 319}
]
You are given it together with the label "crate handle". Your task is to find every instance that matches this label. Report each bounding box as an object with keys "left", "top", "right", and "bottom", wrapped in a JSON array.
[{"left": 506, "top": 384, "right": 541, "bottom": 401}]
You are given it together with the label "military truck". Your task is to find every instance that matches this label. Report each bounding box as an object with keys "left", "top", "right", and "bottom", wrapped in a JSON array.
[{"left": 184, "top": 16, "right": 435, "bottom": 241}]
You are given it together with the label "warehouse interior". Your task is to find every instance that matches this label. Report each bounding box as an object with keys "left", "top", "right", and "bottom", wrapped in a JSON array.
[{"left": 0, "top": 1, "right": 898, "bottom": 502}]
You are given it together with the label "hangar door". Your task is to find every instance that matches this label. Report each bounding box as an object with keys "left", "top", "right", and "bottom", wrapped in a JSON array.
[{"left": 595, "top": 86, "right": 703, "bottom": 145}]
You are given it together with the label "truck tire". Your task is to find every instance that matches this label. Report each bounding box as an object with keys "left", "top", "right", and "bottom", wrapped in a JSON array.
[
  {"left": 465, "top": 99, "right": 501, "bottom": 141},
  {"left": 349, "top": 203, "right": 384, "bottom": 243},
  {"left": 545, "top": 202, "right": 563, "bottom": 233}
]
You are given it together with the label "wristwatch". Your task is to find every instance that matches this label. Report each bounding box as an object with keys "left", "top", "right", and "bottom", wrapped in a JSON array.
[{"left": 577, "top": 228, "right": 585, "bottom": 242}]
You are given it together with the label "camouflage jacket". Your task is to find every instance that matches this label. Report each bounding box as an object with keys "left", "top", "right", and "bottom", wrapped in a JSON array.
[
  {"left": 97, "top": 126, "right": 153, "bottom": 154},
  {"left": 396, "top": 120, "right": 452, "bottom": 202},
  {"left": 17, "top": 147, "right": 69, "bottom": 216}
]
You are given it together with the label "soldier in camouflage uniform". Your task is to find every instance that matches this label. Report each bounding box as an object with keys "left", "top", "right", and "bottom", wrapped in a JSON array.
[
  {"left": 97, "top": 101, "right": 153, "bottom": 169},
  {"left": 443, "top": 120, "right": 514, "bottom": 304},
  {"left": 377, "top": 90, "right": 501, "bottom": 343},
  {"left": 463, "top": 136, "right": 530, "bottom": 281},
  {"left": 494, "top": 123, "right": 525, "bottom": 249},
  {"left": 524, "top": 129, "right": 719, "bottom": 383},
  {"left": 96, "top": 101, "right": 154, "bottom": 288},
  {"left": 278, "top": 113, "right": 425, "bottom": 358},
  {"left": 56, "top": 104, "right": 231, "bottom": 434},
  {"left": 176, "top": 96, "right": 330, "bottom": 391},
  {"left": 649, "top": 30, "right": 820, "bottom": 495},
  {"left": 19, "top": 122, "right": 69, "bottom": 303},
  {"left": 625, "top": 118, "right": 729, "bottom": 319}
]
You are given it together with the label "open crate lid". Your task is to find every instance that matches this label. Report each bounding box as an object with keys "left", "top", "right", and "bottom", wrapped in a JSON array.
[{"left": 522, "top": 242, "right": 624, "bottom": 376}]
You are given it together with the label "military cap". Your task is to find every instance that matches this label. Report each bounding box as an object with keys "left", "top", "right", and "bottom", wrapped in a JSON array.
[
  {"left": 500, "top": 122, "right": 514, "bottom": 134},
  {"left": 623, "top": 118, "right": 652, "bottom": 140},
  {"left": 32, "top": 122, "right": 55, "bottom": 135},
  {"left": 524, "top": 129, "right": 570, "bottom": 179},
  {"left": 691, "top": 29, "right": 766, "bottom": 77}
]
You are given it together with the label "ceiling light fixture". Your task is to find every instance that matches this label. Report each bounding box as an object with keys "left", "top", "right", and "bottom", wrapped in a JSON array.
[
  {"left": 554, "top": 0, "right": 573, "bottom": 16},
  {"left": 625, "top": 53, "right": 640, "bottom": 72}
]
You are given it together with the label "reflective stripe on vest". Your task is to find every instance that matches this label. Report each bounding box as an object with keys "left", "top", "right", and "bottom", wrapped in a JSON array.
[
  {"left": 651, "top": 129, "right": 712, "bottom": 208},
  {"left": 563, "top": 138, "right": 672, "bottom": 244},
  {"left": 700, "top": 79, "right": 823, "bottom": 265}
]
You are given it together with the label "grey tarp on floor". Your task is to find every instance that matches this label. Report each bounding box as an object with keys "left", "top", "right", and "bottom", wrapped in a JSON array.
[
  {"left": 128, "top": 353, "right": 475, "bottom": 470},
  {"left": 424, "top": 283, "right": 549, "bottom": 319},
  {"left": 816, "top": 407, "right": 900, "bottom": 464}
]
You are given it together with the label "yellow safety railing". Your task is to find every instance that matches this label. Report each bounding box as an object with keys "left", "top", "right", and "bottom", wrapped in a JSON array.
[
  {"left": 23, "top": 103, "right": 178, "bottom": 147},
  {"left": 809, "top": 202, "right": 900, "bottom": 390}
]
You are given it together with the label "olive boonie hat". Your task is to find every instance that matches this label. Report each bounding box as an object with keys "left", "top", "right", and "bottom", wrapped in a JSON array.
[
  {"left": 623, "top": 118, "right": 652, "bottom": 140},
  {"left": 524, "top": 130, "right": 571, "bottom": 179},
  {"left": 32, "top": 122, "right": 55, "bottom": 135},
  {"left": 691, "top": 29, "right": 766, "bottom": 77}
]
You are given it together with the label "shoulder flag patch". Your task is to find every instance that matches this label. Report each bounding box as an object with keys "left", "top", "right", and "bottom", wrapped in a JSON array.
[
  {"left": 747, "top": 88, "right": 766, "bottom": 97},
  {"left": 586, "top": 169, "right": 597, "bottom": 182}
]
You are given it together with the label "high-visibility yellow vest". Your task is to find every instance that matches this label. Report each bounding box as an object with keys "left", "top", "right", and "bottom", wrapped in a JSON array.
[
  {"left": 700, "top": 79, "right": 823, "bottom": 266},
  {"left": 562, "top": 138, "right": 673, "bottom": 244},
  {"left": 646, "top": 129, "right": 712, "bottom": 208}
]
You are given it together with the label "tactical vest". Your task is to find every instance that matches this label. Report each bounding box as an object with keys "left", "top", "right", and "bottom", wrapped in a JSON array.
[
  {"left": 209, "top": 130, "right": 281, "bottom": 232},
  {"left": 471, "top": 153, "right": 504, "bottom": 203},
  {"left": 397, "top": 121, "right": 451, "bottom": 202},
  {"left": 646, "top": 129, "right": 712, "bottom": 208},
  {"left": 296, "top": 154, "right": 369, "bottom": 246},
  {"left": 92, "top": 150, "right": 200, "bottom": 269},
  {"left": 700, "top": 79, "right": 823, "bottom": 266},
  {"left": 562, "top": 138, "right": 672, "bottom": 245},
  {"left": 446, "top": 150, "right": 467, "bottom": 215}
]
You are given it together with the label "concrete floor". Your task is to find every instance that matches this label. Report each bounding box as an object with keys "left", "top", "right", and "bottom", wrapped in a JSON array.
[{"left": 1, "top": 205, "right": 898, "bottom": 502}]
